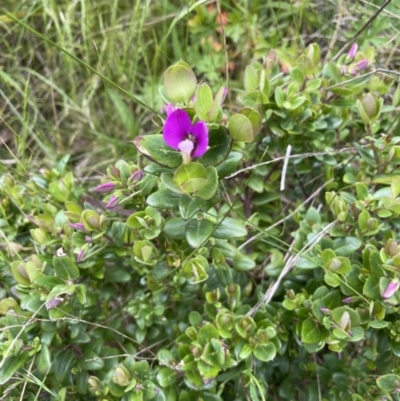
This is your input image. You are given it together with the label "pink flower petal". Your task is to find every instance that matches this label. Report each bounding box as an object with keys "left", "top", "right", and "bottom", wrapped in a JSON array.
[
  {"left": 347, "top": 43, "right": 358, "bottom": 59},
  {"left": 163, "top": 109, "right": 192, "bottom": 150},
  {"left": 191, "top": 121, "right": 209, "bottom": 157}
]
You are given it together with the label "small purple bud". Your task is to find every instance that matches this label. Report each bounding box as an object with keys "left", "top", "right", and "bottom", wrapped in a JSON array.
[
  {"left": 95, "top": 182, "right": 115, "bottom": 193},
  {"left": 342, "top": 297, "right": 353, "bottom": 304},
  {"left": 220, "top": 87, "right": 228, "bottom": 105},
  {"left": 356, "top": 59, "right": 369, "bottom": 70},
  {"left": 347, "top": 43, "right": 358, "bottom": 59},
  {"left": 129, "top": 170, "right": 143, "bottom": 183},
  {"left": 341, "top": 65, "right": 347, "bottom": 75},
  {"left": 382, "top": 279, "right": 399, "bottom": 299},
  {"left": 76, "top": 249, "right": 85, "bottom": 263},
  {"left": 85, "top": 235, "right": 92, "bottom": 243},
  {"left": 163, "top": 103, "right": 176, "bottom": 117},
  {"left": 46, "top": 296, "right": 63, "bottom": 310},
  {"left": 68, "top": 222, "right": 86, "bottom": 231},
  {"left": 106, "top": 196, "right": 119, "bottom": 209},
  {"left": 320, "top": 308, "right": 330, "bottom": 313}
]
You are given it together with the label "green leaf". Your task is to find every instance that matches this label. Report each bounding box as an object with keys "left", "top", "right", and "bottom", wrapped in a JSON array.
[
  {"left": 332, "top": 237, "right": 362, "bottom": 256},
  {"left": 182, "top": 256, "right": 209, "bottom": 284},
  {"left": 174, "top": 162, "right": 207, "bottom": 194},
  {"left": 228, "top": 113, "right": 254, "bottom": 143},
  {"left": 237, "top": 107, "right": 262, "bottom": 136},
  {"left": 213, "top": 217, "right": 247, "bottom": 239},
  {"left": 197, "top": 360, "right": 220, "bottom": 383},
  {"left": 244, "top": 65, "right": 259, "bottom": 92},
  {"left": 195, "top": 83, "right": 213, "bottom": 121},
  {"left": 147, "top": 189, "right": 181, "bottom": 209},
  {"left": 164, "top": 63, "right": 197, "bottom": 104},
  {"left": 53, "top": 349, "right": 75, "bottom": 382},
  {"left": 53, "top": 252, "right": 80, "bottom": 280},
  {"left": 199, "top": 126, "right": 231, "bottom": 166},
  {"left": 354, "top": 142, "right": 377, "bottom": 168},
  {"left": 331, "top": 307, "right": 361, "bottom": 327},
  {"left": 197, "top": 323, "right": 219, "bottom": 347},
  {"left": 163, "top": 217, "right": 186, "bottom": 239},
  {"left": 185, "top": 219, "right": 214, "bottom": 248},
  {"left": 301, "top": 319, "right": 322, "bottom": 344},
  {"left": 157, "top": 368, "right": 177, "bottom": 387},
  {"left": 0, "top": 352, "right": 30, "bottom": 385},
  {"left": 133, "top": 135, "right": 182, "bottom": 168},
  {"left": 179, "top": 195, "right": 208, "bottom": 220},
  {"left": 377, "top": 374, "right": 400, "bottom": 393},
  {"left": 253, "top": 343, "right": 276, "bottom": 362},
  {"left": 216, "top": 151, "right": 243, "bottom": 178},
  {"left": 37, "top": 345, "right": 51, "bottom": 374},
  {"left": 34, "top": 275, "right": 65, "bottom": 290},
  {"left": 157, "top": 349, "right": 175, "bottom": 367},
  {"left": 197, "top": 166, "right": 219, "bottom": 200},
  {"left": 274, "top": 87, "right": 285, "bottom": 108},
  {"left": 363, "top": 276, "right": 381, "bottom": 299}
]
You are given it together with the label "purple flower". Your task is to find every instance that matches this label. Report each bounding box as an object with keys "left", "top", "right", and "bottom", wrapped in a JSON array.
[
  {"left": 95, "top": 182, "right": 115, "bottom": 193},
  {"left": 356, "top": 59, "right": 369, "bottom": 70},
  {"left": 163, "top": 109, "right": 209, "bottom": 163},
  {"left": 106, "top": 196, "right": 119, "bottom": 209},
  {"left": 76, "top": 249, "right": 85, "bottom": 263},
  {"left": 342, "top": 297, "right": 354, "bottom": 304},
  {"left": 220, "top": 87, "right": 228, "bottom": 105},
  {"left": 341, "top": 65, "right": 347, "bottom": 75},
  {"left": 347, "top": 43, "right": 358, "bottom": 59},
  {"left": 129, "top": 170, "right": 143, "bottom": 183},
  {"left": 85, "top": 235, "right": 92, "bottom": 243},
  {"left": 382, "top": 279, "right": 399, "bottom": 299},
  {"left": 68, "top": 222, "right": 86, "bottom": 232}
]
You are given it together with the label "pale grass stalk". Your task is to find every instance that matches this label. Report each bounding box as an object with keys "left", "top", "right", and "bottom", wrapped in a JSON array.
[
  {"left": 280, "top": 144, "right": 292, "bottom": 191},
  {"left": 238, "top": 179, "right": 333, "bottom": 251},
  {"left": 247, "top": 220, "right": 338, "bottom": 316}
]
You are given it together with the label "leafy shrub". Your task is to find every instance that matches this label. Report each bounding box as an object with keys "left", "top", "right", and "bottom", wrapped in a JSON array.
[{"left": 2, "top": 39, "right": 400, "bottom": 401}]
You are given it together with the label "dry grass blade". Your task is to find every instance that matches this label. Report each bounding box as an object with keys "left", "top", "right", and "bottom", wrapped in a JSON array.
[{"left": 247, "top": 220, "right": 338, "bottom": 316}]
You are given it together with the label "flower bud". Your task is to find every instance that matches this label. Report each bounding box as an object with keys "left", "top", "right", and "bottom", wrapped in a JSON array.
[
  {"left": 129, "top": 170, "right": 143, "bottom": 183},
  {"left": 320, "top": 307, "right": 330, "bottom": 314},
  {"left": 355, "top": 59, "right": 369, "bottom": 70},
  {"left": 95, "top": 182, "right": 115, "bottom": 193},
  {"left": 81, "top": 210, "right": 101, "bottom": 231},
  {"left": 220, "top": 87, "right": 228, "bottom": 105},
  {"left": 342, "top": 297, "right": 353, "bottom": 304},
  {"left": 30, "top": 228, "right": 50, "bottom": 245},
  {"left": 76, "top": 249, "right": 85, "bottom": 263},
  {"left": 347, "top": 43, "right": 358, "bottom": 59},
  {"left": 382, "top": 279, "right": 400, "bottom": 299},
  {"left": 113, "top": 364, "right": 131, "bottom": 387},
  {"left": 107, "top": 165, "right": 121, "bottom": 180},
  {"left": 88, "top": 376, "right": 101, "bottom": 389},
  {"left": 68, "top": 222, "right": 86, "bottom": 232},
  {"left": 106, "top": 196, "right": 119, "bottom": 209},
  {"left": 356, "top": 92, "right": 382, "bottom": 124},
  {"left": 385, "top": 239, "right": 400, "bottom": 257}
]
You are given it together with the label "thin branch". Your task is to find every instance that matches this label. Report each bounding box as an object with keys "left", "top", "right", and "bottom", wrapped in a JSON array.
[
  {"left": 324, "top": 68, "right": 400, "bottom": 91},
  {"left": 247, "top": 220, "right": 337, "bottom": 316},
  {"left": 238, "top": 179, "right": 333, "bottom": 251},
  {"left": 227, "top": 147, "right": 357, "bottom": 179}
]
